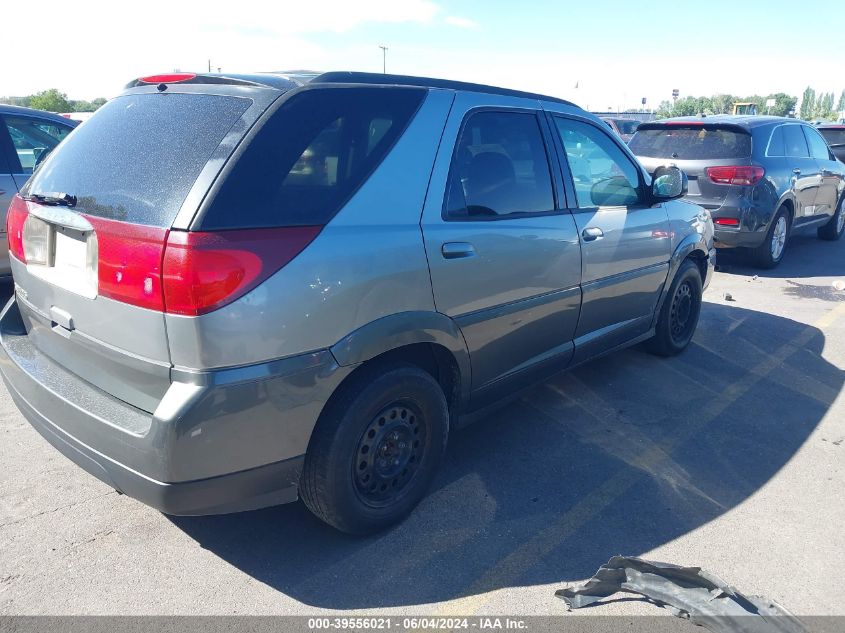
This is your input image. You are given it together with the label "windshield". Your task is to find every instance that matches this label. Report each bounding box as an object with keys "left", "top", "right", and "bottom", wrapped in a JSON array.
[{"left": 629, "top": 126, "right": 752, "bottom": 159}]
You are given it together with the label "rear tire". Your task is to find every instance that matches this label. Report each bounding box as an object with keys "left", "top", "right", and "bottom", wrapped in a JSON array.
[
  {"left": 646, "top": 259, "right": 703, "bottom": 357},
  {"left": 818, "top": 196, "right": 845, "bottom": 241},
  {"left": 300, "top": 364, "right": 449, "bottom": 535},
  {"left": 751, "top": 206, "right": 789, "bottom": 268}
]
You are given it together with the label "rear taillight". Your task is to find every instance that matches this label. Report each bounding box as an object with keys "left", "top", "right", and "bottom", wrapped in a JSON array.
[
  {"left": 714, "top": 217, "right": 740, "bottom": 227},
  {"left": 162, "top": 227, "right": 321, "bottom": 316},
  {"left": 87, "top": 216, "right": 169, "bottom": 311},
  {"left": 6, "top": 195, "right": 29, "bottom": 263},
  {"left": 706, "top": 166, "right": 765, "bottom": 186}
]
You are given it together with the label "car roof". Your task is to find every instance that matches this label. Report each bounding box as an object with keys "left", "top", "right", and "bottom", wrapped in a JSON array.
[
  {"left": 0, "top": 103, "right": 79, "bottom": 125},
  {"left": 125, "top": 70, "right": 577, "bottom": 106},
  {"left": 816, "top": 123, "right": 845, "bottom": 129}
]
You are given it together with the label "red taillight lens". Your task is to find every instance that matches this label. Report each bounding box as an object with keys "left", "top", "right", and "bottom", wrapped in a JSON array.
[
  {"left": 706, "top": 166, "right": 765, "bottom": 186},
  {"left": 6, "top": 195, "right": 29, "bottom": 263},
  {"left": 714, "top": 217, "right": 740, "bottom": 227},
  {"left": 162, "top": 226, "right": 322, "bottom": 316},
  {"left": 138, "top": 73, "right": 197, "bottom": 84},
  {"left": 86, "top": 216, "right": 168, "bottom": 311}
]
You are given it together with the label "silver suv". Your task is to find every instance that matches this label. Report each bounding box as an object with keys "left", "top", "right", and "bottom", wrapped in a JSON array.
[{"left": 0, "top": 72, "right": 715, "bottom": 534}]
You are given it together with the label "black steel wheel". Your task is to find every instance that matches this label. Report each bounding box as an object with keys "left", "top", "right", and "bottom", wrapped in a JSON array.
[
  {"left": 354, "top": 402, "right": 426, "bottom": 507},
  {"left": 646, "top": 258, "right": 703, "bottom": 357},
  {"left": 300, "top": 363, "right": 449, "bottom": 535}
]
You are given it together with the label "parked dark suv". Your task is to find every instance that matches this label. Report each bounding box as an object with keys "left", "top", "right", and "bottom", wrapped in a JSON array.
[
  {"left": 0, "top": 71, "right": 714, "bottom": 534},
  {"left": 630, "top": 116, "right": 845, "bottom": 268}
]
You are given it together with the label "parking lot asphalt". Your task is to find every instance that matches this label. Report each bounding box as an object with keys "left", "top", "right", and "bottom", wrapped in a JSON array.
[{"left": 1, "top": 226, "right": 844, "bottom": 619}]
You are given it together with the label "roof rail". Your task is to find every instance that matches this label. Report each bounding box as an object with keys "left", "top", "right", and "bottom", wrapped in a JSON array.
[{"left": 311, "top": 71, "right": 576, "bottom": 106}]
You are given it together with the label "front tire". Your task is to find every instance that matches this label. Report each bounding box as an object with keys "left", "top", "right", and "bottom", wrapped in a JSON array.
[
  {"left": 300, "top": 364, "right": 449, "bottom": 535},
  {"left": 751, "top": 207, "right": 789, "bottom": 268},
  {"left": 646, "top": 259, "right": 703, "bottom": 357},
  {"left": 818, "top": 196, "right": 845, "bottom": 241}
]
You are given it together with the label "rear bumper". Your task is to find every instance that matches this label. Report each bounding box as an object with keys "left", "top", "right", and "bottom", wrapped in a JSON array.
[
  {"left": 709, "top": 196, "right": 777, "bottom": 249},
  {"left": 0, "top": 296, "right": 352, "bottom": 515}
]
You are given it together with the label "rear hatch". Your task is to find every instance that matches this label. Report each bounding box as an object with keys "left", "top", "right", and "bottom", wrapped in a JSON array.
[
  {"left": 7, "top": 84, "right": 270, "bottom": 412},
  {"left": 629, "top": 122, "right": 754, "bottom": 210}
]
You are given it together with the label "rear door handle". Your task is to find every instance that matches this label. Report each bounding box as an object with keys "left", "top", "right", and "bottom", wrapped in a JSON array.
[
  {"left": 441, "top": 242, "right": 476, "bottom": 259},
  {"left": 582, "top": 227, "right": 604, "bottom": 241},
  {"left": 0, "top": 189, "right": 6, "bottom": 195},
  {"left": 792, "top": 168, "right": 801, "bottom": 175}
]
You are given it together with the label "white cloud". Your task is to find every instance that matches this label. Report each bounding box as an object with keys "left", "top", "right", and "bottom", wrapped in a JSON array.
[{"left": 444, "top": 15, "right": 480, "bottom": 29}]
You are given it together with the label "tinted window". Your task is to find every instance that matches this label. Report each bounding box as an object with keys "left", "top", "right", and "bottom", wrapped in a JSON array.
[
  {"left": 819, "top": 128, "right": 845, "bottom": 147},
  {"left": 804, "top": 127, "right": 831, "bottom": 160},
  {"left": 23, "top": 93, "right": 250, "bottom": 227},
  {"left": 616, "top": 120, "right": 640, "bottom": 135},
  {"left": 202, "top": 87, "right": 425, "bottom": 229},
  {"left": 4, "top": 116, "right": 73, "bottom": 174},
  {"left": 782, "top": 125, "right": 809, "bottom": 158},
  {"left": 767, "top": 126, "right": 786, "bottom": 157},
  {"left": 443, "top": 111, "right": 554, "bottom": 219},
  {"left": 555, "top": 117, "right": 642, "bottom": 208},
  {"left": 629, "top": 126, "right": 752, "bottom": 159}
]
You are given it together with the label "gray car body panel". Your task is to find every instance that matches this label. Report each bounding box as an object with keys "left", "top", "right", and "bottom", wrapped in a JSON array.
[{"left": 0, "top": 297, "right": 352, "bottom": 513}]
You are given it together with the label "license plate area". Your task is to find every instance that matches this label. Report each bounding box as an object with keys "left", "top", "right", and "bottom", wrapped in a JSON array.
[
  {"left": 686, "top": 178, "right": 701, "bottom": 196},
  {"left": 24, "top": 217, "right": 98, "bottom": 299}
]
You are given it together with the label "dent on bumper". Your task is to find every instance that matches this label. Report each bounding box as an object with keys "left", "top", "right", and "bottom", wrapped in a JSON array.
[{"left": 0, "top": 297, "right": 352, "bottom": 515}]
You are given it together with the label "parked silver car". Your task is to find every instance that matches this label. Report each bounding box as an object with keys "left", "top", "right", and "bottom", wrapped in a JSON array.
[
  {"left": 0, "top": 105, "right": 77, "bottom": 278},
  {"left": 0, "top": 71, "right": 714, "bottom": 534}
]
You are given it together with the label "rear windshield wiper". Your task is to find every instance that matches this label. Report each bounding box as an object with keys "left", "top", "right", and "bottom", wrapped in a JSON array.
[{"left": 23, "top": 192, "right": 77, "bottom": 207}]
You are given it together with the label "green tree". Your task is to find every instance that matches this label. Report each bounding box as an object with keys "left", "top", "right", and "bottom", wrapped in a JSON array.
[
  {"left": 28, "top": 89, "right": 72, "bottom": 112},
  {"left": 799, "top": 87, "right": 816, "bottom": 120},
  {"left": 70, "top": 97, "right": 107, "bottom": 112},
  {"left": 837, "top": 90, "right": 845, "bottom": 113},
  {"left": 814, "top": 92, "right": 835, "bottom": 120}
]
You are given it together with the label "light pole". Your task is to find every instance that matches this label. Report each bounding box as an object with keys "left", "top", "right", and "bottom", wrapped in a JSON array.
[{"left": 379, "top": 45, "right": 388, "bottom": 74}]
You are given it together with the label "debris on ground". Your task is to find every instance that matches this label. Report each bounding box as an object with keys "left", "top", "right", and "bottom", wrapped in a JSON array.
[
  {"left": 555, "top": 556, "right": 807, "bottom": 633},
  {"left": 724, "top": 292, "right": 735, "bottom": 302}
]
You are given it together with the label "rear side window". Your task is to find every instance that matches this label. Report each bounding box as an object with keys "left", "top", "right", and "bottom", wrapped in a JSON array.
[
  {"left": 201, "top": 87, "right": 426, "bottom": 229},
  {"left": 23, "top": 93, "right": 250, "bottom": 227},
  {"left": 804, "top": 126, "right": 831, "bottom": 160},
  {"left": 782, "top": 125, "right": 810, "bottom": 158},
  {"left": 443, "top": 110, "right": 554, "bottom": 219},
  {"left": 629, "top": 126, "right": 752, "bottom": 159}
]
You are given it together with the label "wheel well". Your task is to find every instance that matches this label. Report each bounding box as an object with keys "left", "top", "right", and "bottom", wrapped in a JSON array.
[
  {"left": 687, "top": 251, "right": 708, "bottom": 284},
  {"left": 334, "top": 343, "right": 461, "bottom": 413},
  {"left": 780, "top": 199, "right": 795, "bottom": 226}
]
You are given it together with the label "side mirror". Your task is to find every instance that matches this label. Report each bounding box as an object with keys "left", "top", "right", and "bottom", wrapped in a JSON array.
[{"left": 652, "top": 165, "right": 688, "bottom": 201}]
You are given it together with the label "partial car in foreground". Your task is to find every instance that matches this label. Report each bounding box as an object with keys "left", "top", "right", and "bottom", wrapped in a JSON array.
[
  {"left": 630, "top": 116, "right": 845, "bottom": 268},
  {"left": 0, "top": 71, "right": 714, "bottom": 534},
  {"left": 0, "top": 105, "right": 78, "bottom": 277}
]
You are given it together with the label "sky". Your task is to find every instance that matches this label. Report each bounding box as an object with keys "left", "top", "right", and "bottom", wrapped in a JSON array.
[{"left": 4, "top": 0, "right": 844, "bottom": 111}]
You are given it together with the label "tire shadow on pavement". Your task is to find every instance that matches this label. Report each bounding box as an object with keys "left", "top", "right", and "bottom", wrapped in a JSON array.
[{"left": 169, "top": 302, "right": 843, "bottom": 610}]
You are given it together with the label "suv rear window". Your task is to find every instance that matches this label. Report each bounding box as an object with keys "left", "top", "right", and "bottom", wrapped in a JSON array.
[
  {"left": 22, "top": 93, "right": 251, "bottom": 227},
  {"left": 629, "top": 126, "right": 752, "bottom": 160},
  {"left": 199, "top": 87, "right": 426, "bottom": 229},
  {"left": 819, "top": 128, "right": 845, "bottom": 147}
]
